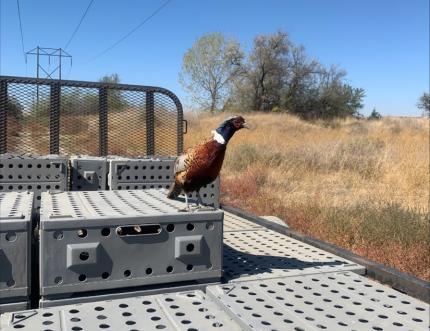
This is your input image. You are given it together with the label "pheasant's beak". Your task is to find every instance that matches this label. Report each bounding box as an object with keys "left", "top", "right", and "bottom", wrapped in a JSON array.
[{"left": 241, "top": 122, "right": 250, "bottom": 129}]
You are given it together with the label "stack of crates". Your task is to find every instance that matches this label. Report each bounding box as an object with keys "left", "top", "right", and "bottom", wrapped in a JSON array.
[
  {"left": 0, "top": 154, "right": 68, "bottom": 212},
  {"left": 107, "top": 156, "right": 220, "bottom": 207},
  {"left": 0, "top": 192, "right": 33, "bottom": 313},
  {"left": 38, "top": 189, "right": 223, "bottom": 305}
]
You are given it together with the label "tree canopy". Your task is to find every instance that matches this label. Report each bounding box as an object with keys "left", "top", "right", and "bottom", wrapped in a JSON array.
[
  {"left": 417, "top": 92, "right": 430, "bottom": 117},
  {"left": 181, "top": 30, "right": 366, "bottom": 119},
  {"left": 179, "top": 32, "right": 243, "bottom": 112}
]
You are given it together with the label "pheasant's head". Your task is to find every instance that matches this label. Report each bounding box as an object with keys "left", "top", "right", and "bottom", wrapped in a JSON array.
[{"left": 213, "top": 115, "right": 248, "bottom": 144}]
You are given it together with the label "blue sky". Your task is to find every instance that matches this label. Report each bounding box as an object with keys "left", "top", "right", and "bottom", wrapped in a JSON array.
[{"left": 0, "top": 0, "right": 428, "bottom": 116}]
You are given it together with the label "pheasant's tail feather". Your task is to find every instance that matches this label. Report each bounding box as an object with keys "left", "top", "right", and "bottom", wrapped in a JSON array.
[{"left": 167, "top": 182, "right": 182, "bottom": 199}]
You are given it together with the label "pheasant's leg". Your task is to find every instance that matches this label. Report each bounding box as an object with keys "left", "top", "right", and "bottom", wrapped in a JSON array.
[
  {"left": 195, "top": 190, "right": 215, "bottom": 211},
  {"left": 178, "top": 191, "right": 191, "bottom": 212},
  {"left": 196, "top": 190, "right": 203, "bottom": 207},
  {"left": 185, "top": 193, "right": 190, "bottom": 209},
  {"left": 188, "top": 191, "right": 201, "bottom": 211}
]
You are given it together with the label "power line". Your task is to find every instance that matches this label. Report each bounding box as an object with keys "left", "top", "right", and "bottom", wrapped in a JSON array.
[
  {"left": 88, "top": 0, "right": 172, "bottom": 62},
  {"left": 64, "top": 0, "right": 95, "bottom": 50},
  {"left": 16, "top": 0, "right": 26, "bottom": 64}
]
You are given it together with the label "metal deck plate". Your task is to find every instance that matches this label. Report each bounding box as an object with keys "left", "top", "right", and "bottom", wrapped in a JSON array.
[
  {"left": 2, "top": 273, "right": 428, "bottom": 330},
  {"left": 223, "top": 230, "right": 365, "bottom": 281},
  {"left": 223, "top": 211, "right": 264, "bottom": 232},
  {"left": 0, "top": 290, "right": 242, "bottom": 331},
  {"left": 207, "top": 272, "right": 430, "bottom": 331}
]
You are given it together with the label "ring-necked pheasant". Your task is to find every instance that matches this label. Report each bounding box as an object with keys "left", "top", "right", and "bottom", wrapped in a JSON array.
[{"left": 167, "top": 115, "right": 248, "bottom": 210}]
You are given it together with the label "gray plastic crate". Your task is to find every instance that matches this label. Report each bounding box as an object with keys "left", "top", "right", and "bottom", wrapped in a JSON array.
[
  {"left": 115, "top": 181, "right": 172, "bottom": 190},
  {"left": 0, "top": 300, "right": 29, "bottom": 314},
  {"left": 185, "top": 176, "right": 220, "bottom": 208},
  {"left": 39, "top": 190, "right": 223, "bottom": 297},
  {"left": 0, "top": 154, "right": 67, "bottom": 184},
  {"left": 38, "top": 280, "right": 219, "bottom": 308},
  {"left": 0, "top": 192, "right": 33, "bottom": 303},
  {"left": 0, "top": 154, "right": 68, "bottom": 211},
  {"left": 70, "top": 155, "right": 107, "bottom": 191},
  {"left": 108, "top": 156, "right": 220, "bottom": 208},
  {"left": 108, "top": 156, "right": 176, "bottom": 186},
  {"left": 115, "top": 178, "right": 220, "bottom": 208}
]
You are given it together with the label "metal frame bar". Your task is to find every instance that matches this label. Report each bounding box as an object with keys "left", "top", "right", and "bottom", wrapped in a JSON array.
[
  {"left": 221, "top": 204, "right": 430, "bottom": 303},
  {"left": 49, "top": 83, "right": 60, "bottom": 153},
  {"left": 0, "top": 81, "right": 7, "bottom": 154},
  {"left": 0, "top": 75, "right": 184, "bottom": 156},
  {"left": 146, "top": 91, "right": 155, "bottom": 155},
  {"left": 98, "top": 87, "right": 108, "bottom": 156}
]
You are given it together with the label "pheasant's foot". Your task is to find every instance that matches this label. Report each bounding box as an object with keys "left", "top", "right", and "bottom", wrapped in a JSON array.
[{"left": 192, "top": 204, "right": 216, "bottom": 212}]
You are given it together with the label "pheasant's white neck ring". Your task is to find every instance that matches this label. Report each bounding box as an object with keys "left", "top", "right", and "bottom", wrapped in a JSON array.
[{"left": 212, "top": 130, "right": 226, "bottom": 144}]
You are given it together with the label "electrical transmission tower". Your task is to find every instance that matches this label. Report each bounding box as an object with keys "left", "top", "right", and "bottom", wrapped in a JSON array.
[{"left": 26, "top": 47, "right": 72, "bottom": 80}]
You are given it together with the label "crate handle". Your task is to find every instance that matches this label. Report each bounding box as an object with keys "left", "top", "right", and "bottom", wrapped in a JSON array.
[{"left": 116, "top": 224, "right": 161, "bottom": 236}]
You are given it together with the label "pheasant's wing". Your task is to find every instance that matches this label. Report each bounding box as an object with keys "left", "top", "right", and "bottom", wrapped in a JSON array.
[
  {"left": 174, "top": 144, "right": 204, "bottom": 175},
  {"left": 174, "top": 153, "right": 188, "bottom": 174}
]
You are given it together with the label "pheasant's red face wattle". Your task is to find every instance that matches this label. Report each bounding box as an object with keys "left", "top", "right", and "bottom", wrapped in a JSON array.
[{"left": 232, "top": 116, "right": 247, "bottom": 130}]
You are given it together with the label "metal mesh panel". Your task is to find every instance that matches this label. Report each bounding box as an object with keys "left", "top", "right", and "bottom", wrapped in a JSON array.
[
  {"left": 6, "top": 83, "right": 50, "bottom": 154},
  {"left": 60, "top": 86, "right": 99, "bottom": 155},
  {"left": 107, "top": 90, "right": 147, "bottom": 156},
  {"left": 154, "top": 92, "right": 179, "bottom": 156},
  {"left": 0, "top": 76, "right": 183, "bottom": 157}
]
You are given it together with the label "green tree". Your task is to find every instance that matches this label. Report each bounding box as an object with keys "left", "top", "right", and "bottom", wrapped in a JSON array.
[
  {"left": 417, "top": 92, "right": 430, "bottom": 117},
  {"left": 7, "top": 97, "right": 24, "bottom": 120},
  {"left": 235, "top": 30, "right": 291, "bottom": 111},
  {"left": 99, "top": 73, "right": 125, "bottom": 112},
  {"left": 99, "top": 73, "right": 120, "bottom": 84},
  {"left": 368, "top": 108, "right": 382, "bottom": 120},
  {"left": 305, "top": 65, "right": 365, "bottom": 119},
  {"left": 229, "top": 30, "right": 365, "bottom": 118},
  {"left": 179, "top": 33, "right": 243, "bottom": 112}
]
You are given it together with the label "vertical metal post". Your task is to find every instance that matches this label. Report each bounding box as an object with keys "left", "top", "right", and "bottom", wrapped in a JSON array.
[
  {"left": 59, "top": 48, "right": 62, "bottom": 81},
  {"left": 36, "top": 46, "right": 40, "bottom": 103},
  {"left": 177, "top": 103, "right": 184, "bottom": 154},
  {"left": 99, "top": 87, "right": 108, "bottom": 156},
  {"left": 0, "top": 80, "right": 8, "bottom": 153},
  {"left": 50, "top": 83, "right": 60, "bottom": 154},
  {"left": 146, "top": 91, "right": 155, "bottom": 156}
]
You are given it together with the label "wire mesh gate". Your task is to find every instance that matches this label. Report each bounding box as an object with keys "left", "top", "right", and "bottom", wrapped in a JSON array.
[{"left": 0, "top": 76, "right": 184, "bottom": 157}]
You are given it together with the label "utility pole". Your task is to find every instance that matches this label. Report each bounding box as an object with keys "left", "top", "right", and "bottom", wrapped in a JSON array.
[
  {"left": 26, "top": 46, "right": 72, "bottom": 80},
  {"left": 25, "top": 46, "right": 72, "bottom": 101}
]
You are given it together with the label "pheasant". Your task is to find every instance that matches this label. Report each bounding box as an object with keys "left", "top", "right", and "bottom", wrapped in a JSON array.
[{"left": 167, "top": 115, "right": 248, "bottom": 210}]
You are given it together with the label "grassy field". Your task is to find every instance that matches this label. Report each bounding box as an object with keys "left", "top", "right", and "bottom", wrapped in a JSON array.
[{"left": 184, "top": 112, "right": 430, "bottom": 281}]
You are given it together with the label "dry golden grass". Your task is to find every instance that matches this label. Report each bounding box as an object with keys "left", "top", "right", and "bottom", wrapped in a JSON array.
[
  {"left": 11, "top": 107, "right": 179, "bottom": 156},
  {"left": 185, "top": 112, "right": 430, "bottom": 281}
]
